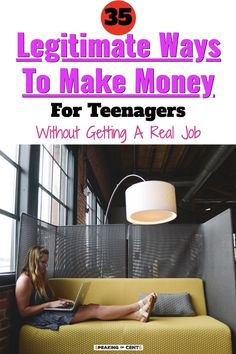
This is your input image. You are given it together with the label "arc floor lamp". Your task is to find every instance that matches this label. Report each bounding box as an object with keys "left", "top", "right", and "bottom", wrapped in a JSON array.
[{"left": 104, "top": 174, "right": 177, "bottom": 224}]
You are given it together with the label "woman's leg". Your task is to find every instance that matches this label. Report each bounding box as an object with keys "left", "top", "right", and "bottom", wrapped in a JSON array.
[{"left": 71, "top": 293, "right": 155, "bottom": 323}]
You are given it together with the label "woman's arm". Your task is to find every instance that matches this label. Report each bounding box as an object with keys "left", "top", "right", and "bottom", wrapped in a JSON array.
[{"left": 15, "top": 274, "right": 70, "bottom": 317}]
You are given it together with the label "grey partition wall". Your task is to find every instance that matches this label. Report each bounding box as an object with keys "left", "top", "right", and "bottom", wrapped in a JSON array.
[
  {"left": 128, "top": 224, "right": 203, "bottom": 278},
  {"left": 201, "top": 209, "right": 236, "bottom": 352},
  {"left": 17, "top": 213, "right": 127, "bottom": 279},
  {"left": 17, "top": 213, "right": 57, "bottom": 278},
  {"left": 54, "top": 224, "right": 126, "bottom": 277}
]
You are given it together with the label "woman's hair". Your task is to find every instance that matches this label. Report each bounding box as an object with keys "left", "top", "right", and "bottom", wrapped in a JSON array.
[{"left": 22, "top": 246, "right": 49, "bottom": 299}]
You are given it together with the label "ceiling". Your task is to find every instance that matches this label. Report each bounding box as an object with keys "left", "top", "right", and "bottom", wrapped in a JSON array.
[{"left": 100, "top": 145, "right": 236, "bottom": 226}]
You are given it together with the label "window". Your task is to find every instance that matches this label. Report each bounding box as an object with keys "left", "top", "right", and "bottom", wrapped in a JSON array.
[
  {"left": 85, "top": 181, "right": 104, "bottom": 225},
  {"left": 38, "top": 145, "right": 72, "bottom": 225},
  {"left": 96, "top": 201, "right": 104, "bottom": 225},
  {"left": 233, "top": 233, "right": 236, "bottom": 261},
  {"left": 0, "top": 145, "right": 19, "bottom": 273},
  {"left": 0, "top": 144, "right": 74, "bottom": 280}
]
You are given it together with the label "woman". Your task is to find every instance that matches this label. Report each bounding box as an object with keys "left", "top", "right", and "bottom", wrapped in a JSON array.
[{"left": 16, "top": 246, "right": 156, "bottom": 330}]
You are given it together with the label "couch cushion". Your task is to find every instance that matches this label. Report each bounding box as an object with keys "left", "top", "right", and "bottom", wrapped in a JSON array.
[
  {"left": 19, "top": 316, "right": 232, "bottom": 354},
  {"left": 139, "top": 292, "right": 196, "bottom": 316}
]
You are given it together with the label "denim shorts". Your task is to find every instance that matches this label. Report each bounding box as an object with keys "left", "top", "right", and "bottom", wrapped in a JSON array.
[{"left": 24, "top": 310, "right": 74, "bottom": 330}]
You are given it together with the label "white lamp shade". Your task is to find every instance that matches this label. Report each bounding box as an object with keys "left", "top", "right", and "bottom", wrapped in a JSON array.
[{"left": 125, "top": 180, "right": 177, "bottom": 224}]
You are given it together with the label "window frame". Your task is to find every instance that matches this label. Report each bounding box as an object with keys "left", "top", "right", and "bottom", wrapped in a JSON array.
[
  {"left": 85, "top": 179, "right": 105, "bottom": 225},
  {"left": 0, "top": 145, "right": 75, "bottom": 286},
  {"left": 37, "top": 145, "right": 74, "bottom": 226},
  {"left": 0, "top": 148, "right": 20, "bottom": 278}
]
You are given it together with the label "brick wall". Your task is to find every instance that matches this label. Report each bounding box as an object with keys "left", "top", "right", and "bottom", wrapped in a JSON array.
[{"left": 0, "top": 287, "right": 18, "bottom": 354}]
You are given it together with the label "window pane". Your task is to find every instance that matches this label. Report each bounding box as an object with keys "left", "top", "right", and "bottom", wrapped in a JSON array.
[
  {"left": 39, "top": 145, "right": 44, "bottom": 185},
  {"left": 38, "top": 145, "right": 72, "bottom": 226},
  {"left": 97, "top": 202, "right": 104, "bottom": 224},
  {"left": 61, "top": 146, "right": 68, "bottom": 173},
  {"left": 40, "top": 190, "right": 51, "bottom": 223},
  {"left": 60, "top": 173, "right": 67, "bottom": 204},
  {"left": 52, "top": 161, "right": 60, "bottom": 199},
  {"left": 0, "top": 214, "right": 15, "bottom": 272},
  {"left": 88, "top": 190, "right": 92, "bottom": 206},
  {"left": 53, "top": 145, "right": 61, "bottom": 165},
  {"left": 60, "top": 205, "right": 66, "bottom": 225},
  {"left": 86, "top": 211, "right": 89, "bottom": 224},
  {"left": 44, "top": 144, "right": 53, "bottom": 156},
  {"left": 86, "top": 183, "right": 105, "bottom": 225},
  {"left": 0, "top": 145, "right": 18, "bottom": 163},
  {"left": 0, "top": 156, "right": 17, "bottom": 214},
  {"left": 41, "top": 149, "right": 52, "bottom": 192},
  {"left": 52, "top": 198, "right": 60, "bottom": 225},
  {"left": 37, "top": 188, "right": 42, "bottom": 220}
]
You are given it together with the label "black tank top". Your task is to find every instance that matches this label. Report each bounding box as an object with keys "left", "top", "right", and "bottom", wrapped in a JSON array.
[{"left": 30, "top": 285, "right": 54, "bottom": 305}]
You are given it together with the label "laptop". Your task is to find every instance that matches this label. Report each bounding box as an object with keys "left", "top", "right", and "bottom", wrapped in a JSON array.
[{"left": 44, "top": 282, "right": 90, "bottom": 312}]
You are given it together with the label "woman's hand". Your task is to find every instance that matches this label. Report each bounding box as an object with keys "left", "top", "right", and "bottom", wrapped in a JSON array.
[
  {"left": 59, "top": 298, "right": 75, "bottom": 306},
  {"left": 46, "top": 299, "right": 74, "bottom": 308}
]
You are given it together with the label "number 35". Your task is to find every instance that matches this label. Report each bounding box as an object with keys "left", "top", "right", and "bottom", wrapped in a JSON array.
[{"left": 105, "top": 7, "right": 132, "bottom": 26}]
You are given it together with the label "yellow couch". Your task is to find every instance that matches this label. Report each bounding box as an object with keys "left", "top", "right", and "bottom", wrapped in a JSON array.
[{"left": 19, "top": 278, "right": 232, "bottom": 354}]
